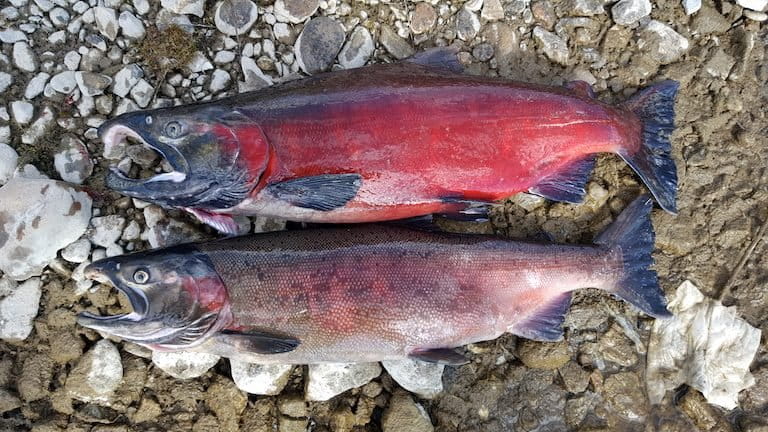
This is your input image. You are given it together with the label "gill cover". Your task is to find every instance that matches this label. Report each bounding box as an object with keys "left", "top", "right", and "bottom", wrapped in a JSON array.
[
  {"left": 100, "top": 105, "right": 269, "bottom": 210},
  {"left": 77, "top": 245, "right": 230, "bottom": 350}
]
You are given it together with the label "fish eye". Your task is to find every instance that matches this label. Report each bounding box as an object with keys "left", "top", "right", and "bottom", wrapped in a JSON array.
[
  {"left": 164, "top": 121, "right": 184, "bottom": 138},
  {"left": 133, "top": 268, "right": 150, "bottom": 284},
  {"left": 145, "top": 116, "right": 153, "bottom": 125}
]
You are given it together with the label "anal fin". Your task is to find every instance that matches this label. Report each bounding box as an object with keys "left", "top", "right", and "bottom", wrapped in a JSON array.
[
  {"left": 528, "top": 156, "right": 595, "bottom": 203},
  {"left": 409, "top": 348, "right": 469, "bottom": 366},
  {"left": 266, "top": 173, "right": 362, "bottom": 211},
  {"left": 510, "top": 292, "right": 572, "bottom": 342}
]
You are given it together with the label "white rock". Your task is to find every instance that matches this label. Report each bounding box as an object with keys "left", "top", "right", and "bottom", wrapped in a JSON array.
[
  {"left": 10, "top": 101, "right": 33, "bottom": 125},
  {"left": 49, "top": 6, "right": 70, "bottom": 27},
  {"left": 13, "top": 42, "right": 37, "bottom": 72},
  {"left": 95, "top": 7, "right": 119, "bottom": 40},
  {"left": 0, "top": 177, "right": 92, "bottom": 280},
  {"left": 1, "top": 7, "right": 20, "bottom": 21},
  {"left": 0, "top": 278, "right": 42, "bottom": 341},
  {"left": 533, "top": 26, "right": 569, "bottom": 65},
  {"left": 208, "top": 69, "right": 232, "bottom": 93},
  {"left": 646, "top": 281, "right": 762, "bottom": 410},
  {"left": 24, "top": 72, "right": 49, "bottom": 99},
  {"left": 54, "top": 135, "right": 93, "bottom": 184},
  {"left": 33, "top": 0, "right": 54, "bottom": 12},
  {"left": 611, "top": 0, "right": 651, "bottom": 25},
  {"left": 481, "top": 0, "right": 505, "bottom": 20},
  {"left": 72, "top": 260, "right": 93, "bottom": 295},
  {"left": 338, "top": 26, "right": 373, "bottom": 69},
  {"left": 641, "top": 20, "right": 689, "bottom": 64},
  {"left": 119, "top": 11, "right": 145, "bottom": 39},
  {"left": 152, "top": 351, "right": 220, "bottom": 379},
  {"left": 682, "top": 0, "right": 700, "bottom": 15},
  {"left": 61, "top": 238, "right": 91, "bottom": 263},
  {"left": 0, "top": 144, "right": 19, "bottom": 185},
  {"left": 162, "top": 0, "right": 206, "bottom": 16},
  {"left": 0, "top": 28, "right": 27, "bottom": 43},
  {"left": 0, "top": 73, "right": 12, "bottom": 94},
  {"left": 68, "top": 339, "right": 123, "bottom": 403},
  {"left": 121, "top": 220, "right": 141, "bottom": 241},
  {"left": 273, "top": 0, "right": 319, "bottom": 24},
  {"left": 306, "top": 362, "right": 382, "bottom": 401},
  {"left": 134, "top": 0, "right": 151, "bottom": 14},
  {"left": 456, "top": 8, "right": 480, "bottom": 41},
  {"left": 187, "top": 51, "right": 214, "bottom": 73},
  {"left": 0, "top": 276, "right": 17, "bottom": 297},
  {"left": 76, "top": 71, "right": 113, "bottom": 97},
  {"left": 112, "top": 64, "right": 143, "bottom": 98},
  {"left": 744, "top": 9, "right": 768, "bottom": 20},
  {"left": 213, "top": 51, "right": 236, "bottom": 64},
  {"left": 241, "top": 56, "right": 273, "bottom": 88},
  {"left": 64, "top": 51, "right": 81, "bottom": 70},
  {"left": 89, "top": 215, "right": 126, "bottom": 248},
  {"left": 0, "top": 127, "right": 10, "bottom": 145},
  {"left": 214, "top": 0, "right": 259, "bottom": 35},
  {"left": 737, "top": 0, "right": 767, "bottom": 11},
  {"left": 21, "top": 106, "right": 55, "bottom": 145},
  {"left": 382, "top": 359, "right": 445, "bottom": 399},
  {"left": 230, "top": 359, "right": 294, "bottom": 395},
  {"left": 130, "top": 79, "right": 154, "bottom": 108},
  {"left": 50, "top": 71, "right": 77, "bottom": 94},
  {"left": 15, "top": 164, "right": 48, "bottom": 180}
]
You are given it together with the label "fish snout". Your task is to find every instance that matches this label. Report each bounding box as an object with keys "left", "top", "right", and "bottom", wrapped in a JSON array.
[{"left": 84, "top": 260, "right": 119, "bottom": 284}]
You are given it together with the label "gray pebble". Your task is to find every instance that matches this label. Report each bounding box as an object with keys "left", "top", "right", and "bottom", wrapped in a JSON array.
[{"left": 295, "top": 16, "right": 345, "bottom": 74}]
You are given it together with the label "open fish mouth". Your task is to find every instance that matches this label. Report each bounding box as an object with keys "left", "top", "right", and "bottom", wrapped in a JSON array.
[
  {"left": 100, "top": 122, "right": 189, "bottom": 188},
  {"left": 76, "top": 262, "right": 150, "bottom": 328}
]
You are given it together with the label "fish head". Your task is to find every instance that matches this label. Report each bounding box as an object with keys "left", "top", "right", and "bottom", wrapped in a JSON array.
[
  {"left": 77, "top": 245, "right": 231, "bottom": 350},
  {"left": 100, "top": 105, "right": 269, "bottom": 211}
]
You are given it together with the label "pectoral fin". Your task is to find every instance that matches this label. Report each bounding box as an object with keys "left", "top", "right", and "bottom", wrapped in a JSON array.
[
  {"left": 184, "top": 208, "right": 240, "bottom": 235},
  {"left": 213, "top": 329, "right": 300, "bottom": 354},
  {"left": 265, "top": 174, "right": 362, "bottom": 211},
  {"left": 409, "top": 348, "right": 469, "bottom": 366},
  {"left": 406, "top": 47, "right": 464, "bottom": 74}
]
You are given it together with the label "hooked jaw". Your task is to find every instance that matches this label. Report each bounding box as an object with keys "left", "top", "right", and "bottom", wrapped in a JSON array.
[{"left": 77, "top": 261, "right": 151, "bottom": 332}]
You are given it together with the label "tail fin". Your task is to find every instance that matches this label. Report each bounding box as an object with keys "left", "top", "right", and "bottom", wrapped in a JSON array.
[
  {"left": 595, "top": 195, "right": 671, "bottom": 318},
  {"left": 619, "top": 81, "right": 679, "bottom": 214}
]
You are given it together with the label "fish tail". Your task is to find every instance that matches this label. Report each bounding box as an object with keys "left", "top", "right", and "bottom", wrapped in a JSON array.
[
  {"left": 618, "top": 80, "right": 679, "bottom": 214},
  {"left": 594, "top": 195, "right": 671, "bottom": 318}
]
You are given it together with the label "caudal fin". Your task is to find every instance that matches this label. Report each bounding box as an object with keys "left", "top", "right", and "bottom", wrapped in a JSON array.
[
  {"left": 619, "top": 81, "right": 679, "bottom": 214},
  {"left": 595, "top": 195, "right": 671, "bottom": 318}
]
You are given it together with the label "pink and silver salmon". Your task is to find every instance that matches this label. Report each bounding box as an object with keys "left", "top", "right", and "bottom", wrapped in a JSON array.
[{"left": 77, "top": 196, "right": 669, "bottom": 364}]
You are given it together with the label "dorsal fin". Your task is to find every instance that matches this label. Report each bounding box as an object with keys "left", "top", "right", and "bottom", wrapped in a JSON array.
[
  {"left": 405, "top": 47, "right": 464, "bottom": 74},
  {"left": 529, "top": 156, "right": 595, "bottom": 203},
  {"left": 510, "top": 292, "right": 572, "bottom": 341}
]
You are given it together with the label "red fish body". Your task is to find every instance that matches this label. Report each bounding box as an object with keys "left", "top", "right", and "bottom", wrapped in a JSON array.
[
  {"left": 78, "top": 197, "right": 669, "bottom": 364},
  {"left": 99, "top": 50, "right": 678, "bottom": 232}
]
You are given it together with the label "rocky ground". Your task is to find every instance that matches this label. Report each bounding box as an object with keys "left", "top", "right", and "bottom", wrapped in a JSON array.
[{"left": 0, "top": 0, "right": 767, "bottom": 431}]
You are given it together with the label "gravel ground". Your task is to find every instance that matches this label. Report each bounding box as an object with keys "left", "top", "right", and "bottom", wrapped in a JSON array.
[{"left": 0, "top": 0, "right": 767, "bottom": 431}]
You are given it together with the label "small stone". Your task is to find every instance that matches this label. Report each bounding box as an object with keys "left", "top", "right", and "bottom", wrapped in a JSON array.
[
  {"left": 274, "top": 0, "right": 319, "bottom": 23},
  {"left": 481, "top": 0, "right": 505, "bottom": 20},
  {"left": 156, "top": 9, "right": 195, "bottom": 32},
  {"left": 187, "top": 51, "right": 214, "bottom": 73},
  {"left": 76, "top": 72, "right": 112, "bottom": 97},
  {"left": 0, "top": 177, "right": 92, "bottom": 280},
  {"left": 278, "top": 395, "right": 308, "bottom": 417},
  {"left": 50, "top": 71, "right": 77, "bottom": 94},
  {"left": 338, "top": 26, "right": 373, "bottom": 69},
  {"left": 533, "top": 26, "right": 569, "bottom": 65},
  {"left": 122, "top": 220, "right": 141, "bottom": 241},
  {"left": 382, "top": 392, "right": 434, "bottom": 432},
  {"left": 0, "top": 28, "right": 27, "bottom": 43},
  {"left": 604, "top": 372, "right": 648, "bottom": 421},
  {"left": 119, "top": 11, "right": 145, "bottom": 39},
  {"left": 213, "top": 50, "right": 236, "bottom": 64},
  {"left": 704, "top": 48, "right": 735, "bottom": 79},
  {"left": 230, "top": 360, "right": 293, "bottom": 395},
  {"left": 531, "top": 1, "right": 556, "bottom": 28},
  {"left": 11, "top": 101, "right": 33, "bottom": 125},
  {"left": 0, "top": 389, "right": 21, "bottom": 413},
  {"left": 472, "top": 43, "right": 494, "bottom": 61},
  {"left": 61, "top": 238, "right": 91, "bottom": 263},
  {"left": 410, "top": 3, "right": 437, "bottom": 34},
  {"left": 13, "top": 42, "right": 37, "bottom": 72},
  {"left": 54, "top": 135, "right": 93, "bottom": 184},
  {"left": 0, "top": 278, "right": 42, "bottom": 341},
  {"left": 559, "top": 362, "right": 591, "bottom": 393},
  {"left": 380, "top": 24, "right": 415, "bottom": 60},
  {"left": 306, "top": 362, "right": 382, "bottom": 401},
  {"left": 295, "top": 17, "right": 345, "bottom": 74},
  {"left": 0, "top": 73, "right": 12, "bottom": 94},
  {"left": 21, "top": 106, "right": 55, "bottom": 145},
  {"left": 611, "top": 0, "right": 650, "bottom": 25},
  {"left": 737, "top": 0, "right": 768, "bottom": 11},
  {"left": 214, "top": 0, "right": 259, "bottom": 36},
  {"left": 641, "top": 20, "right": 689, "bottom": 64},
  {"left": 89, "top": 215, "right": 126, "bottom": 248},
  {"left": 570, "top": 0, "right": 604, "bottom": 16},
  {"left": 744, "top": 9, "right": 768, "bottom": 21},
  {"left": 134, "top": 0, "right": 151, "bottom": 14},
  {"left": 516, "top": 339, "right": 571, "bottom": 369},
  {"left": 682, "top": 0, "right": 701, "bottom": 15},
  {"left": 0, "top": 144, "right": 19, "bottom": 185},
  {"left": 382, "top": 359, "right": 444, "bottom": 399},
  {"left": 49, "top": 6, "right": 70, "bottom": 26},
  {"left": 112, "top": 64, "right": 143, "bottom": 98},
  {"left": 456, "top": 8, "right": 480, "bottom": 41},
  {"left": 130, "top": 79, "right": 154, "bottom": 108},
  {"left": 64, "top": 51, "right": 81, "bottom": 70},
  {"left": 163, "top": 0, "right": 206, "bottom": 16},
  {"left": 132, "top": 397, "right": 162, "bottom": 423},
  {"left": 94, "top": 7, "right": 119, "bottom": 41},
  {"left": 66, "top": 339, "right": 123, "bottom": 403},
  {"left": 209, "top": 69, "right": 232, "bottom": 93},
  {"left": 152, "top": 351, "right": 220, "bottom": 379}
]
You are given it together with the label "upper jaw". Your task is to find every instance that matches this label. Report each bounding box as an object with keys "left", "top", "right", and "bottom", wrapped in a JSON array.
[{"left": 78, "top": 261, "right": 150, "bottom": 328}]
